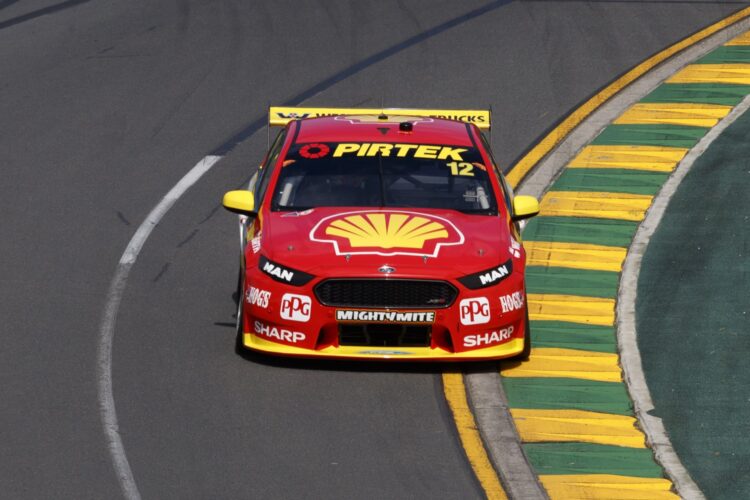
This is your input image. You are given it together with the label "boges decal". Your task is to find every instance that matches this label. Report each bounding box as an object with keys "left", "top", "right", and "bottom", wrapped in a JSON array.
[{"left": 310, "top": 210, "right": 464, "bottom": 257}]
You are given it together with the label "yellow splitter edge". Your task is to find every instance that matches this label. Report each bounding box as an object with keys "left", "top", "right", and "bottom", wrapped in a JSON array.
[{"left": 245, "top": 333, "right": 524, "bottom": 361}]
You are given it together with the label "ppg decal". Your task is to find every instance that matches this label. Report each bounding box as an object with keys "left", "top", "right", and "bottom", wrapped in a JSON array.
[
  {"left": 459, "top": 297, "right": 490, "bottom": 325},
  {"left": 280, "top": 293, "right": 311, "bottom": 322}
]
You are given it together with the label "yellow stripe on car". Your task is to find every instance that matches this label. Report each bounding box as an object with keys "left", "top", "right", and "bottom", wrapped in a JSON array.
[{"left": 268, "top": 106, "right": 491, "bottom": 129}]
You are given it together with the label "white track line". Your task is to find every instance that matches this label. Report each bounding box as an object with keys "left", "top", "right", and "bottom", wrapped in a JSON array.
[
  {"left": 97, "top": 155, "right": 221, "bottom": 500},
  {"left": 618, "top": 93, "right": 750, "bottom": 500}
]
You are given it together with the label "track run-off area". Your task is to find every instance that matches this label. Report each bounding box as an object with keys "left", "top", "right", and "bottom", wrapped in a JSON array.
[
  {"left": 2, "top": 2, "right": 750, "bottom": 499},
  {"left": 486, "top": 12, "right": 750, "bottom": 499}
]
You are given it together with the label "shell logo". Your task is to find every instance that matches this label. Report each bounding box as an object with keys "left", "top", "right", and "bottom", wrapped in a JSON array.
[{"left": 310, "top": 210, "right": 464, "bottom": 257}]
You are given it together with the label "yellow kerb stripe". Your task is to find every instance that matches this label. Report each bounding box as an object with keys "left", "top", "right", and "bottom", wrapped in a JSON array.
[
  {"left": 569, "top": 145, "right": 688, "bottom": 173},
  {"left": 614, "top": 102, "right": 732, "bottom": 128},
  {"left": 668, "top": 63, "right": 750, "bottom": 85},
  {"left": 511, "top": 409, "right": 646, "bottom": 448},
  {"left": 442, "top": 372, "right": 507, "bottom": 499},
  {"left": 502, "top": 347, "right": 622, "bottom": 383},
  {"left": 726, "top": 31, "right": 750, "bottom": 45},
  {"left": 505, "top": 6, "right": 750, "bottom": 188},
  {"left": 539, "top": 475, "right": 679, "bottom": 499},
  {"left": 527, "top": 294, "right": 615, "bottom": 326},
  {"left": 540, "top": 191, "right": 652, "bottom": 221},
  {"left": 524, "top": 241, "right": 627, "bottom": 272}
]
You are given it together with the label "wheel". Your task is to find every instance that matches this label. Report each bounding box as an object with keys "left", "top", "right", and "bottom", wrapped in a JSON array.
[
  {"left": 235, "top": 264, "right": 246, "bottom": 352},
  {"left": 516, "top": 302, "right": 531, "bottom": 361}
]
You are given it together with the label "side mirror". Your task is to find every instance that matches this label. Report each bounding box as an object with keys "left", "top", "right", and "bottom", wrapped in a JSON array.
[
  {"left": 223, "top": 190, "right": 257, "bottom": 216},
  {"left": 511, "top": 195, "right": 540, "bottom": 222}
]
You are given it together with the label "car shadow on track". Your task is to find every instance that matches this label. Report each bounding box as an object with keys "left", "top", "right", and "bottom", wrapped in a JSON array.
[
  {"left": 233, "top": 345, "right": 471, "bottom": 375},
  {"left": 233, "top": 339, "right": 503, "bottom": 375}
]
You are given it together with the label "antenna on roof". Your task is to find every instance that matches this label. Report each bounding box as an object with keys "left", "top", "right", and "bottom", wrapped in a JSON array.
[{"left": 266, "top": 103, "right": 271, "bottom": 149}]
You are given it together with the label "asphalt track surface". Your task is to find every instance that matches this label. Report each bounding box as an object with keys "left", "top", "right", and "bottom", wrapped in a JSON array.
[{"left": 0, "top": 1, "right": 746, "bottom": 498}]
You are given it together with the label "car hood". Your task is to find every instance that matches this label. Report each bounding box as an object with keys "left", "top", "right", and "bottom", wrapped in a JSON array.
[{"left": 260, "top": 207, "right": 514, "bottom": 279}]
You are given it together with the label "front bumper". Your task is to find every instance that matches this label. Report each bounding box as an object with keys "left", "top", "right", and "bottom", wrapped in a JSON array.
[
  {"left": 240, "top": 264, "right": 528, "bottom": 361},
  {"left": 242, "top": 333, "right": 526, "bottom": 361}
]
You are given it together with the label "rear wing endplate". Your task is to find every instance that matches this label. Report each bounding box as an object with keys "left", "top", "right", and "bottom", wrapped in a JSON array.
[{"left": 268, "top": 106, "right": 491, "bottom": 130}]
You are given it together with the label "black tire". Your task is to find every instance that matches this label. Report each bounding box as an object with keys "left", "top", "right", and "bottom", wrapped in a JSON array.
[
  {"left": 516, "top": 302, "right": 532, "bottom": 361},
  {"left": 235, "top": 264, "right": 246, "bottom": 353}
]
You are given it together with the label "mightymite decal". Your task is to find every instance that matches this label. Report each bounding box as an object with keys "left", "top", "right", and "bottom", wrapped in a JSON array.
[
  {"left": 336, "top": 310, "right": 435, "bottom": 324},
  {"left": 310, "top": 210, "right": 464, "bottom": 257}
]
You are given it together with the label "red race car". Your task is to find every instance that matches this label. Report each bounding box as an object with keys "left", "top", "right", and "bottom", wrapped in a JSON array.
[{"left": 222, "top": 107, "right": 539, "bottom": 360}]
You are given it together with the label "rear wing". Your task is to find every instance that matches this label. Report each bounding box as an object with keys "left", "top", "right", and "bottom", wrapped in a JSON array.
[{"left": 268, "top": 106, "right": 491, "bottom": 130}]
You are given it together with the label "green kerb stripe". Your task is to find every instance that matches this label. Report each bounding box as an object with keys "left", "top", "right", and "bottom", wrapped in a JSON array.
[
  {"left": 524, "top": 216, "right": 638, "bottom": 247},
  {"left": 503, "top": 377, "right": 633, "bottom": 415},
  {"left": 592, "top": 124, "right": 708, "bottom": 148},
  {"left": 524, "top": 442, "right": 665, "bottom": 477},
  {"left": 526, "top": 266, "right": 619, "bottom": 299},
  {"left": 641, "top": 83, "right": 750, "bottom": 106},
  {"left": 531, "top": 320, "right": 616, "bottom": 353},
  {"left": 553, "top": 168, "right": 669, "bottom": 195},
  {"left": 695, "top": 45, "right": 750, "bottom": 64}
]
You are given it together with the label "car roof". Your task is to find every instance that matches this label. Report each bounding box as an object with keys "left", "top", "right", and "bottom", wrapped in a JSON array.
[{"left": 293, "top": 115, "right": 477, "bottom": 147}]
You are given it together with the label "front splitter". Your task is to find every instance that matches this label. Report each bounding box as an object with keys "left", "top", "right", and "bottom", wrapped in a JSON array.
[{"left": 242, "top": 333, "right": 525, "bottom": 361}]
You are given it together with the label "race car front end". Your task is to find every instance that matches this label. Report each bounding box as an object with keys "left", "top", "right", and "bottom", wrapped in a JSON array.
[
  {"left": 238, "top": 250, "right": 529, "bottom": 361},
  {"left": 226, "top": 106, "right": 539, "bottom": 362}
]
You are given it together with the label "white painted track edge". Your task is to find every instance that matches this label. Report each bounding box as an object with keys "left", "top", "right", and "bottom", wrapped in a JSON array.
[{"left": 97, "top": 155, "right": 221, "bottom": 500}]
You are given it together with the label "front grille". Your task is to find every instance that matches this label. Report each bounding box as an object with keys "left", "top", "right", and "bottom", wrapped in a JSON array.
[
  {"left": 339, "top": 324, "right": 432, "bottom": 347},
  {"left": 315, "top": 279, "right": 457, "bottom": 308}
]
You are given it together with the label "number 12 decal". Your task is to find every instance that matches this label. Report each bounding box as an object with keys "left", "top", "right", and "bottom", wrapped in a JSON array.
[{"left": 446, "top": 161, "right": 474, "bottom": 176}]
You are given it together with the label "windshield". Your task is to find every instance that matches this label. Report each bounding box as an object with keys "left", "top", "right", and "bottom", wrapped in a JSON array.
[{"left": 271, "top": 141, "right": 499, "bottom": 214}]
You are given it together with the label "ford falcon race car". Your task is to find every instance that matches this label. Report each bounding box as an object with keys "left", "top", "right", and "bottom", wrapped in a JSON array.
[{"left": 222, "top": 107, "right": 539, "bottom": 360}]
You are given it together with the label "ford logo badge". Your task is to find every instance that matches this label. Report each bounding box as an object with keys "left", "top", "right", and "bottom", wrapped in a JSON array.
[{"left": 378, "top": 265, "right": 396, "bottom": 274}]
